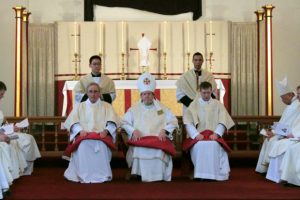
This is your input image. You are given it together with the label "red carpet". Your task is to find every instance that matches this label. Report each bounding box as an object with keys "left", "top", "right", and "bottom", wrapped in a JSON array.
[{"left": 6, "top": 167, "right": 300, "bottom": 200}]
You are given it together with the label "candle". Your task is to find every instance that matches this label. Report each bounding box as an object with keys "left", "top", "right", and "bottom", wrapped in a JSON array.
[
  {"left": 209, "top": 21, "right": 213, "bottom": 52},
  {"left": 74, "top": 22, "right": 79, "bottom": 54},
  {"left": 187, "top": 21, "right": 190, "bottom": 53},
  {"left": 121, "top": 21, "right": 124, "bottom": 53},
  {"left": 99, "top": 22, "right": 103, "bottom": 54},
  {"left": 163, "top": 21, "right": 167, "bottom": 53}
]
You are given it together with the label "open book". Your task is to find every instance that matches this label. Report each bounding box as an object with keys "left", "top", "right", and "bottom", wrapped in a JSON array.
[
  {"left": 0, "top": 123, "right": 19, "bottom": 140},
  {"left": 271, "top": 122, "right": 291, "bottom": 137},
  {"left": 260, "top": 129, "right": 268, "bottom": 137},
  {"left": 0, "top": 118, "right": 29, "bottom": 140},
  {"left": 15, "top": 118, "right": 29, "bottom": 128}
]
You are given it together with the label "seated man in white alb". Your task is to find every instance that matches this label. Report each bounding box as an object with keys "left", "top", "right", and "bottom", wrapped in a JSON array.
[
  {"left": 183, "top": 81, "right": 234, "bottom": 181},
  {"left": 0, "top": 123, "right": 22, "bottom": 185},
  {"left": 10, "top": 129, "right": 41, "bottom": 176},
  {"left": 0, "top": 81, "right": 41, "bottom": 180},
  {"left": 266, "top": 85, "right": 300, "bottom": 183},
  {"left": 280, "top": 112, "right": 300, "bottom": 186},
  {"left": 64, "top": 82, "right": 120, "bottom": 183},
  {"left": 256, "top": 77, "right": 300, "bottom": 173},
  {"left": 122, "top": 72, "right": 178, "bottom": 182}
]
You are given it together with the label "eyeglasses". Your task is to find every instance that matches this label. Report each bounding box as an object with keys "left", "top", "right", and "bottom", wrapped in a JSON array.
[{"left": 91, "top": 63, "right": 101, "bottom": 66}]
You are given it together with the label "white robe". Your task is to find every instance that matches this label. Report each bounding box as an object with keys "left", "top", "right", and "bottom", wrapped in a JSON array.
[
  {"left": 0, "top": 142, "right": 15, "bottom": 185},
  {"left": 12, "top": 133, "right": 41, "bottom": 175},
  {"left": 0, "top": 110, "right": 40, "bottom": 182},
  {"left": 266, "top": 107, "right": 300, "bottom": 183},
  {"left": 183, "top": 97, "right": 234, "bottom": 181},
  {"left": 64, "top": 99, "right": 119, "bottom": 183},
  {"left": 0, "top": 162, "right": 9, "bottom": 199},
  {"left": 280, "top": 142, "right": 300, "bottom": 186},
  {"left": 256, "top": 96, "right": 300, "bottom": 173},
  {"left": 122, "top": 100, "right": 178, "bottom": 182}
]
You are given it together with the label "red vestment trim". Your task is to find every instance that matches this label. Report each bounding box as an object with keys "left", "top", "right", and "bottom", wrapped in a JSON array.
[
  {"left": 182, "top": 130, "right": 232, "bottom": 153},
  {"left": 63, "top": 132, "right": 117, "bottom": 158},
  {"left": 127, "top": 136, "right": 176, "bottom": 157}
]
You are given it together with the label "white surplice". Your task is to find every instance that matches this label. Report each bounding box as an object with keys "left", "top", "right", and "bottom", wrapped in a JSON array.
[
  {"left": 63, "top": 99, "right": 119, "bottom": 183},
  {"left": 256, "top": 96, "right": 300, "bottom": 173},
  {"left": 73, "top": 74, "right": 116, "bottom": 105},
  {"left": 266, "top": 108, "right": 300, "bottom": 183},
  {"left": 122, "top": 100, "right": 178, "bottom": 182},
  {"left": 176, "top": 68, "right": 217, "bottom": 113},
  {"left": 183, "top": 97, "right": 234, "bottom": 181}
]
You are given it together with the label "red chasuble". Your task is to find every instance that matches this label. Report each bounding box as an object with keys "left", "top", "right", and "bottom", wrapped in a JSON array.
[
  {"left": 127, "top": 136, "right": 176, "bottom": 157},
  {"left": 63, "top": 132, "right": 117, "bottom": 158},
  {"left": 182, "top": 130, "right": 232, "bottom": 153}
]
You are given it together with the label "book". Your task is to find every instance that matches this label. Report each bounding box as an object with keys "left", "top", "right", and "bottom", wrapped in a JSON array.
[
  {"left": 273, "top": 122, "right": 291, "bottom": 137},
  {"left": 260, "top": 129, "right": 268, "bottom": 137},
  {"left": 15, "top": 118, "right": 29, "bottom": 128}
]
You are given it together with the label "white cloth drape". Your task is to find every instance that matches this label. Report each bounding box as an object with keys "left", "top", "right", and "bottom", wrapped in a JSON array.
[
  {"left": 230, "top": 22, "right": 258, "bottom": 115},
  {"left": 28, "top": 24, "right": 55, "bottom": 116}
]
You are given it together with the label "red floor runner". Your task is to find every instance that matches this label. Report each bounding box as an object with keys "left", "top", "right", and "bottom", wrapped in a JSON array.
[{"left": 6, "top": 168, "right": 300, "bottom": 200}]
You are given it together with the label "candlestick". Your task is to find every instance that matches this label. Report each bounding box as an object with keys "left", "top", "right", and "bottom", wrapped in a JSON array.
[
  {"left": 187, "top": 52, "right": 191, "bottom": 71},
  {"left": 120, "top": 53, "right": 126, "bottom": 80},
  {"left": 163, "top": 52, "right": 167, "bottom": 80},
  {"left": 209, "top": 52, "right": 213, "bottom": 72},
  {"left": 72, "top": 53, "right": 80, "bottom": 80}
]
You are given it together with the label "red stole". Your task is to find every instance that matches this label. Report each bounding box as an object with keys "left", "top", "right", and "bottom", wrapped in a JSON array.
[
  {"left": 127, "top": 136, "right": 176, "bottom": 157},
  {"left": 63, "top": 132, "right": 117, "bottom": 158},
  {"left": 182, "top": 130, "right": 232, "bottom": 153}
]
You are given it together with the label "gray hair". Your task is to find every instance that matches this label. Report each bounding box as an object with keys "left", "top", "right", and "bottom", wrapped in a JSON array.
[{"left": 86, "top": 82, "right": 101, "bottom": 92}]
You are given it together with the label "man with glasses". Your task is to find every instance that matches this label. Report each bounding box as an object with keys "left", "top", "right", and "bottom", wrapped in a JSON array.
[
  {"left": 266, "top": 85, "right": 300, "bottom": 183},
  {"left": 74, "top": 55, "right": 116, "bottom": 104},
  {"left": 280, "top": 85, "right": 300, "bottom": 186},
  {"left": 256, "top": 77, "right": 300, "bottom": 174},
  {"left": 64, "top": 82, "right": 120, "bottom": 183}
]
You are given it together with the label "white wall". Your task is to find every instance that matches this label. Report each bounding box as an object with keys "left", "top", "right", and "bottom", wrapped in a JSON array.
[{"left": 1, "top": 0, "right": 300, "bottom": 115}]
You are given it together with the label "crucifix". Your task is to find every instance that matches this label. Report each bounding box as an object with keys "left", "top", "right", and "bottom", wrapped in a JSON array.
[{"left": 130, "top": 33, "right": 157, "bottom": 72}]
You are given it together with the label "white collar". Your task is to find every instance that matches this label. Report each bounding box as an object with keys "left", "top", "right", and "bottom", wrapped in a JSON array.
[
  {"left": 141, "top": 101, "right": 155, "bottom": 109},
  {"left": 198, "top": 97, "right": 211, "bottom": 105},
  {"left": 86, "top": 98, "right": 100, "bottom": 106},
  {"left": 291, "top": 95, "right": 297, "bottom": 102}
]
